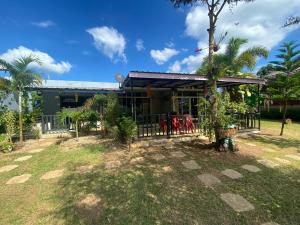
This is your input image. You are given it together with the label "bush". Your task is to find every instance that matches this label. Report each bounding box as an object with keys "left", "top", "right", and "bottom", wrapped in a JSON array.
[
  {"left": 116, "top": 116, "right": 137, "bottom": 144},
  {"left": 3, "top": 111, "right": 16, "bottom": 143},
  {"left": 0, "top": 134, "right": 13, "bottom": 153}
]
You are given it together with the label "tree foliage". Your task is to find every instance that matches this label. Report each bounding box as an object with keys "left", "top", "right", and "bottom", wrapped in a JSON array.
[{"left": 266, "top": 41, "right": 300, "bottom": 135}]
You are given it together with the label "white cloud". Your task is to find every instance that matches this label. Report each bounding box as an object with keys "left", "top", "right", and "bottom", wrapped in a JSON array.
[
  {"left": 87, "top": 26, "right": 127, "bottom": 63},
  {"left": 136, "top": 39, "right": 145, "bottom": 51},
  {"left": 165, "top": 41, "right": 175, "bottom": 48},
  {"left": 31, "top": 20, "right": 55, "bottom": 28},
  {"left": 150, "top": 48, "right": 180, "bottom": 65},
  {"left": 172, "top": 0, "right": 300, "bottom": 73},
  {"left": 0, "top": 46, "right": 72, "bottom": 74}
]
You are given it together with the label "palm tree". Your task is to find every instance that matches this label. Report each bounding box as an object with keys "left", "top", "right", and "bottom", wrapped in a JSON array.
[
  {"left": 267, "top": 41, "right": 300, "bottom": 136},
  {"left": 198, "top": 37, "right": 269, "bottom": 77},
  {"left": 0, "top": 56, "right": 42, "bottom": 143}
]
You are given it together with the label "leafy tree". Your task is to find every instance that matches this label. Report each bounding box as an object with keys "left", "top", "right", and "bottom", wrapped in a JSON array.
[
  {"left": 170, "top": 0, "right": 255, "bottom": 148},
  {"left": 257, "top": 64, "right": 276, "bottom": 78},
  {"left": 0, "top": 56, "right": 42, "bottom": 143},
  {"left": 266, "top": 41, "right": 300, "bottom": 135}
]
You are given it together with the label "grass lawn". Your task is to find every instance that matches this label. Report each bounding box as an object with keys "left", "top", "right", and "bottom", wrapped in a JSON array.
[{"left": 0, "top": 120, "right": 299, "bottom": 225}]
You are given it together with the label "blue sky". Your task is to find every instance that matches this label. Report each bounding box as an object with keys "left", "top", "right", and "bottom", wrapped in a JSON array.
[{"left": 1, "top": 0, "right": 299, "bottom": 82}]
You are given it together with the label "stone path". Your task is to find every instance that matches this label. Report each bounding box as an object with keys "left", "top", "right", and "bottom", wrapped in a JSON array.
[
  {"left": 6, "top": 174, "right": 32, "bottom": 184},
  {"left": 28, "top": 148, "right": 44, "bottom": 153},
  {"left": 182, "top": 160, "right": 201, "bottom": 170},
  {"left": 169, "top": 151, "right": 186, "bottom": 158},
  {"left": 40, "top": 169, "right": 64, "bottom": 180},
  {"left": 221, "top": 169, "right": 243, "bottom": 179},
  {"left": 76, "top": 165, "right": 94, "bottom": 174},
  {"left": 241, "top": 164, "right": 261, "bottom": 173},
  {"left": 162, "top": 166, "right": 173, "bottom": 173},
  {"left": 246, "top": 143, "right": 257, "bottom": 147},
  {"left": 14, "top": 155, "right": 32, "bottom": 162},
  {"left": 0, "top": 164, "right": 19, "bottom": 173},
  {"left": 285, "top": 154, "right": 300, "bottom": 161},
  {"left": 257, "top": 159, "right": 279, "bottom": 168},
  {"left": 264, "top": 148, "right": 276, "bottom": 153},
  {"left": 220, "top": 193, "right": 255, "bottom": 212},
  {"left": 130, "top": 157, "right": 145, "bottom": 165},
  {"left": 150, "top": 153, "right": 165, "bottom": 161},
  {"left": 198, "top": 173, "right": 221, "bottom": 187},
  {"left": 105, "top": 160, "right": 121, "bottom": 169},
  {"left": 274, "top": 157, "right": 291, "bottom": 164}
]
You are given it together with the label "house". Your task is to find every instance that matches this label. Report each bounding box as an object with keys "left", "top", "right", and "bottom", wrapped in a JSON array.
[{"left": 31, "top": 71, "right": 265, "bottom": 136}]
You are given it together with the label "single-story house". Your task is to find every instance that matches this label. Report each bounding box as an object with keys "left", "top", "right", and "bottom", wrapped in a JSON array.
[{"left": 31, "top": 71, "right": 265, "bottom": 137}]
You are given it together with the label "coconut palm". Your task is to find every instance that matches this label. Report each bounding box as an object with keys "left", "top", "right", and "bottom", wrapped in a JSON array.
[
  {"left": 0, "top": 56, "right": 42, "bottom": 143},
  {"left": 198, "top": 37, "right": 269, "bottom": 77}
]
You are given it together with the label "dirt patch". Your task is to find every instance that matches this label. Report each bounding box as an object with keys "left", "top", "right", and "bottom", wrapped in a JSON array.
[
  {"left": 162, "top": 166, "right": 173, "bottom": 173},
  {"left": 75, "top": 194, "right": 102, "bottom": 224},
  {"left": 105, "top": 161, "right": 122, "bottom": 169}
]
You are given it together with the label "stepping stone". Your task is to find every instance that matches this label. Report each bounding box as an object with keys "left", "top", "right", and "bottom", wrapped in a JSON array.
[
  {"left": 14, "top": 155, "right": 32, "bottom": 162},
  {"left": 257, "top": 159, "right": 279, "bottom": 168},
  {"left": 28, "top": 148, "right": 44, "bottom": 153},
  {"left": 246, "top": 143, "right": 256, "bottom": 147},
  {"left": 76, "top": 165, "right": 94, "bottom": 174},
  {"left": 182, "top": 160, "right": 201, "bottom": 170},
  {"left": 264, "top": 148, "right": 276, "bottom": 153},
  {"left": 241, "top": 164, "right": 261, "bottom": 173},
  {"left": 285, "top": 154, "right": 300, "bottom": 161},
  {"left": 104, "top": 161, "right": 121, "bottom": 169},
  {"left": 40, "top": 169, "right": 64, "bottom": 180},
  {"left": 274, "top": 157, "right": 291, "bottom": 164},
  {"left": 162, "top": 166, "right": 173, "bottom": 173},
  {"left": 221, "top": 169, "right": 243, "bottom": 179},
  {"left": 150, "top": 153, "right": 165, "bottom": 161},
  {"left": 6, "top": 174, "right": 31, "bottom": 184},
  {"left": 75, "top": 193, "right": 102, "bottom": 222},
  {"left": 198, "top": 173, "right": 221, "bottom": 187},
  {"left": 169, "top": 151, "right": 186, "bottom": 158},
  {"left": 130, "top": 157, "right": 145, "bottom": 165},
  {"left": 164, "top": 145, "right": 174, "bottom": 150},
  {"left": 0, "top": 165, "right": 19, "bottom": 173},
  {"left": 220, "top": 193, "right": 255, "bottom": 212},
  {"left": 261, "top": 222, "right": 280, "bottom": 225}
]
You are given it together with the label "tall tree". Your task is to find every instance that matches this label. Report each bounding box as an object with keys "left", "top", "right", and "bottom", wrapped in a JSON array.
[
  {"left": 170, "top": 0, "right": 255, "bottom": 147},
  {"left": 0, "top": 56, "right": 42, "bottom": 143},
  {"left": 267, "top": 41, "right": 300, "bottom": 135}
]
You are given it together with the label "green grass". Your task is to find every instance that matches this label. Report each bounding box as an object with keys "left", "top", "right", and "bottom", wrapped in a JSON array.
[{"left": 0, "top": 120, "right": 299, "bottom": 225}]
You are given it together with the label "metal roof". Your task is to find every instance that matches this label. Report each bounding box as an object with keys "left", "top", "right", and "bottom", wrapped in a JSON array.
[
  {"left": 123, "top": 71, "right": 266, "bottom": 88},
  {"left": 32, "top": 79, "right": 120, "bottom": 91}
]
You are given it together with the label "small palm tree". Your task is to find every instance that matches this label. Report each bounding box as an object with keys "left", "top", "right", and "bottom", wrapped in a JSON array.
[
  {"left": 198, "top": 37, "right": 269, "bottom": 77},
  {"left": 267, "top": 41, "right": 300, "bottom": 135},
  {"left": 0, "top": 56, "right": 42, "bottom": 143}
]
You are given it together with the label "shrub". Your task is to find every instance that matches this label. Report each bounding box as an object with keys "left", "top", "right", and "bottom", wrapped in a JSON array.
[
  {"left": 0, "top": 134, "right": 13, "bottom": 153},
  {"left": 116, "top": 116, "right": 137, "bottom": 144},
  {"left": 3, "top": 111, "right": 16, "bottom": 143}
]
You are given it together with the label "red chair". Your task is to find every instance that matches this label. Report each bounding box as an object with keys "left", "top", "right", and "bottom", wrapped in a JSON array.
[
  {"left": 172, "top": 116, "right": 181, "bottom": 133},
  {"left": 183, "top": 114, "right": 195, "bottom": 133},
  {"left": 159, "top": 119, "right": 167, "bottom": 133}
]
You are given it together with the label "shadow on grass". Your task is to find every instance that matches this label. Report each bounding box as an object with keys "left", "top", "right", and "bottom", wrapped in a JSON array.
[
  {"left": 240, "top": 133, "right": 300, "bottom": 149},
  {"left": 51, "top": 142, "right": 300, "bottom": 225}
]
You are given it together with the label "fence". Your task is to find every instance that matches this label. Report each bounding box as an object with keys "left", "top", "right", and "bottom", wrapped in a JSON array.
[{"left": 41, "top": 115, "right": 72, "bottom": 133}]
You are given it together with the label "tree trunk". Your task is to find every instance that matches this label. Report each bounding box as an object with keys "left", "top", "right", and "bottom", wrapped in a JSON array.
[
  {"left": 207, "top": 9, "right": 220, "bottom": 147},
  {"left": 75, "top": 120, "right": 79, "bottom": 140},
  {"left": 280, "top": 100, "right": 287, "bottom": 136},
  {"left": 18, "top": 91, "right": 23, "bottom": 143}
]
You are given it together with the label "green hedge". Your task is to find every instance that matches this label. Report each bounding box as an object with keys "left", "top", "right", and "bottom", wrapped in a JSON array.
[{"left": 261, "top": 107, "right": 300, "bottom": 122}]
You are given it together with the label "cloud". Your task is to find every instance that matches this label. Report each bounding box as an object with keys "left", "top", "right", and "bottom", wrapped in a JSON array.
[
  {"left": 150, "top": 48, "right": 180, "bottom": 65},
  {"left": 31, "top": 20, "right": 55, "bottom": 28},
  {"left": 86, "top": 26, "right": 127, "bottom": 63},
  {"left": 136, "top": 39, "right": 145, "bottom": 51},
  {"left": 0, "top": 46, "right": 72, "bottom": 74},
  {"left": 165, "top": 41, "right": 175, "bottom": 48},
  {"left": 172, "top": 0, "right": 300, "bottom": 73}
]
